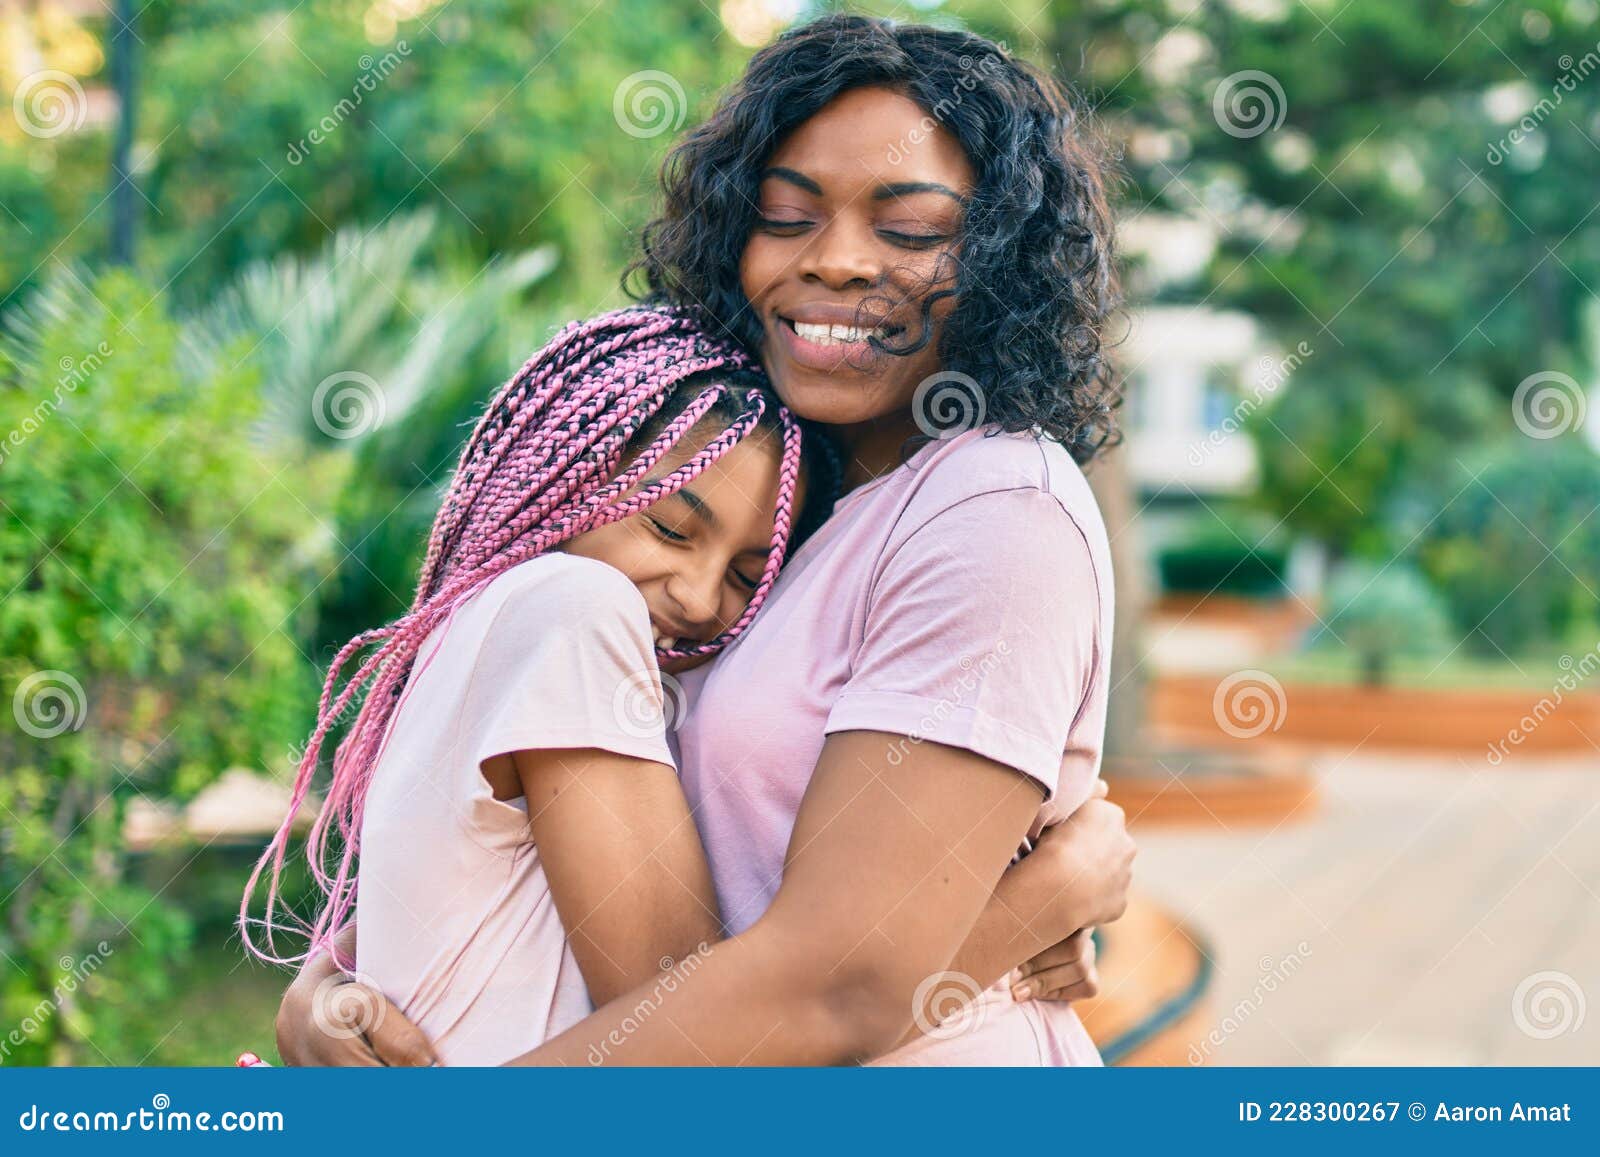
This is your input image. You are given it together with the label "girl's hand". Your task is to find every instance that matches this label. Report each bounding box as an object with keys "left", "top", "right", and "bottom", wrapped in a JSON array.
[
  {"left": 276, "top": 960, "right": 438, "bottom": 1067},
  {"left": 999, "top": 778, "right": 1133, "bottom": 1006},
  {"left": 1028, "top": 778, "right": 1135, "bottom": 931}
]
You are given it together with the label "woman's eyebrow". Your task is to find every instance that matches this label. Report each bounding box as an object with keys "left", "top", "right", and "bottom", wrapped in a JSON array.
[
  {"left": 759, "top": 166, "right": 823, "bottom": 195},
  {"left": 874, "top": 181, "right": 965, "bottom": 203}
]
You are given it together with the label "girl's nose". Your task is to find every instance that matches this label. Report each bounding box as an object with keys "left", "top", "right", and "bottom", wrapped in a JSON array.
[{"left": 665, "top": 569, "right": 723, "bottom": 638}]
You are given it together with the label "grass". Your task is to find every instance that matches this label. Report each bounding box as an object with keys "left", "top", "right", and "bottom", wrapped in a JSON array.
[{"left": 1261, "top": 646, "right": 1587, "bottom": 691}]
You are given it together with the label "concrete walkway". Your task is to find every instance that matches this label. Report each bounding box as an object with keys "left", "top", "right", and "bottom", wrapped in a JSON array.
[{"left": 1127, "top": 749, "right": 1600, "bottom": 1065}]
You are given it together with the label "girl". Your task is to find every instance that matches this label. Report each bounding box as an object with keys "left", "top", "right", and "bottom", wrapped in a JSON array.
[
  {"left": 276, "top": 13, "right": 1134, "bottom": 1067},
  {"left": 242, "top": 306, "right": 806, "bottom": 1063}
]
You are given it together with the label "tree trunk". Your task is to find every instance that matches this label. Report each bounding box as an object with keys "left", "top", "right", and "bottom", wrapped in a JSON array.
[{"left": 1088, "top": 440, "right": 1150, "bottom": 760}]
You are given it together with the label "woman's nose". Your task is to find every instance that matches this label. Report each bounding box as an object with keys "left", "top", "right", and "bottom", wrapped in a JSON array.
[{"left": 802, "top": 220, "right": 879, "bottom": 290}]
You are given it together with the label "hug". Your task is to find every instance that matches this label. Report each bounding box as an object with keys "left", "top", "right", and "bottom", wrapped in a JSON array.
[{"left": 243, "top": 11, "right": 1136, "bottom": 1067}]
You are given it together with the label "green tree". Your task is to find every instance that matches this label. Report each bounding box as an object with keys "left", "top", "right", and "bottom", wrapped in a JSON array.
[
  {"left": 1, "top": 0, "right": 746, "bottom": 313},
  {"left": 1008, "top": 0, "right": 1600, "bottom": 654}
]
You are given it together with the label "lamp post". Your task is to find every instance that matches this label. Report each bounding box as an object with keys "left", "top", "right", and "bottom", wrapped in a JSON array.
[{"left": 108, "top": 0, "right": 137, "bottom": 265}]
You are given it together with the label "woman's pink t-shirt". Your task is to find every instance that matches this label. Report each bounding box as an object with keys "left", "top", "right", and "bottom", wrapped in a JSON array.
[{"left": 674, "top": 426, "right": 1114, "bottom": 1066}]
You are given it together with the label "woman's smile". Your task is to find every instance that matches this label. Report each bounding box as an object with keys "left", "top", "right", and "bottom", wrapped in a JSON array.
[
  {"left": 738, "top": 85, "right": 973, "bottom": 442},
  {"left": 770, "top": 302, "right": 905, "bottom": 371}
]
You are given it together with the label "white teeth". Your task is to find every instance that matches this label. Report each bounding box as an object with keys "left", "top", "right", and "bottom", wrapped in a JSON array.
[{"left": 792, "top": 321, "right": 880, "bottom": 345}]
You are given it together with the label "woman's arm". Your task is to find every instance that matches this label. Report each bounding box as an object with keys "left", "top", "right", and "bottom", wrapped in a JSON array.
[
  {"left": 272, "top": 772, "right": 1131, "bottom": 1064},
  {"left": 508, "top": 729, "right": 1062, "bottom": 1066},
  {"left": 942, "top": 779, "right": 1131, "bottom": 988},
  {"left": 276, "top": 926, "right": 438, "bottom": 1066}
]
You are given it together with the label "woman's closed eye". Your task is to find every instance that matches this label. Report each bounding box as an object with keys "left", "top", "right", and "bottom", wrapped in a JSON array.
[
  {"left": 758, "top": 215, "right": 949, "bottom": 250},
  {"left": 756, "top": 214, "right": 813, "bottom": 235},
  {"left": 878, "top": 228, "right": 950, "bottom": 249}
]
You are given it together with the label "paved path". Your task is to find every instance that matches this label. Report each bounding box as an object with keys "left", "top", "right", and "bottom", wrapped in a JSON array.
[{"left": 1128, "top": 749, "right": 1599, "bottom": 1065}]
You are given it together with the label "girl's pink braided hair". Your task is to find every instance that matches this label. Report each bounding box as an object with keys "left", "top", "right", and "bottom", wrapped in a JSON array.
[{"left": 240, "top": 304, "right": 803, "bottom": 966}]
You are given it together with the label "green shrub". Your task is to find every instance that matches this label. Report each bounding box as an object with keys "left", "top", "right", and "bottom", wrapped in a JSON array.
[
  {"left": 1309, "top": 563, "right": 1456, "bottom": 686},
  {"left": 1407, "top": 441, "right": 1600, "bottom": 656},
  {"left": 1156, "top": 511, "right": 1289, "bottom": 598},
  {"left": 0, "top": 270, "right": 328, "bottom": 1063}
]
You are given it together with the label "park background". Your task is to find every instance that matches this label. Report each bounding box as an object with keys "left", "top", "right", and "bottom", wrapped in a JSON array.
[{"left": 2, "top": 0, "right": 1597, "bottom": 1066}]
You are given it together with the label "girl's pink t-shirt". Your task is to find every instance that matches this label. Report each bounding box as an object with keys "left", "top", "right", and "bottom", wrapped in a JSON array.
[
  {"left": 675, "top": 427, "right": 1114, "bottom": 1066},
  {"left": 356, "top": 553, "right": 674, "bottom": 1066}
]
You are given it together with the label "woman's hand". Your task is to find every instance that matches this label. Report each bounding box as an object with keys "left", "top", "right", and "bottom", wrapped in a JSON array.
[
  {"left": 1011, "top": 927, "right": 1098, "bottom": 1003},
  {"left": 276, "top": 955, "right": 438, "bottom": 1067}
]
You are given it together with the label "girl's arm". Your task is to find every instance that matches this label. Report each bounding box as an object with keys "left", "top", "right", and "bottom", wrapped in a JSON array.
[
  {"left": 275, "top": 744, "right": 720, "bottom": 1065},
  {"left": 508, "top": 729, "right": 1083, "bottom": 1066},
  {"left": 504, "top": 746, "right": 721, "bottom": 1006}
]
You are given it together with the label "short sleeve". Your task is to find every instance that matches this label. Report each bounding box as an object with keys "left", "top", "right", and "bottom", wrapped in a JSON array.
[
  {"left": 460, "top": 558, "right": 677, "bottom": 773},
  {"left": 824, "top": 488, "right": 1103, "bottom": 799}
]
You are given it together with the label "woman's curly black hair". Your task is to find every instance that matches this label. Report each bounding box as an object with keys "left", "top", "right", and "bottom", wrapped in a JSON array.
[{"left": 626, "top": 12, "right": 1122, "bottom": 465}]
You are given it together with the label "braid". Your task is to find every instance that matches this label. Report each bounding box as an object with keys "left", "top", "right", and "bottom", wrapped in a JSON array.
[{"left": 241, "top": 305, "right": 804, "bottom": 965}]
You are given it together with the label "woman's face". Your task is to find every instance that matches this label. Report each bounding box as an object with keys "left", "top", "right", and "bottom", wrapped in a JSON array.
[
  {"left": 561, "top": 430, "right": 792, "bottom": 673},
  {"left": 739, "top": 86, "right": 974, "bottom": 437}
]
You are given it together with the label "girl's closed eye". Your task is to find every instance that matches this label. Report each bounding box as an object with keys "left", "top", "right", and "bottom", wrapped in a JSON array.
[{"left": 646, "top": 515, "right": 690, "bottom": 543}]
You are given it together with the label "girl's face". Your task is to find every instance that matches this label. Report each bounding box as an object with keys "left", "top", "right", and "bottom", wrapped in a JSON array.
[
  {"left": 562, "top": 431, "right": 793, "bottom": 673},
  {"left": 739, "top": 86, "right": 974, "bottom": 455}
]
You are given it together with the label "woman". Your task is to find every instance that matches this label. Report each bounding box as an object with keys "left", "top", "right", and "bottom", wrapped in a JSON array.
[{"left": 277, "top": 13, "right": 1131, "bottom": 1066}]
